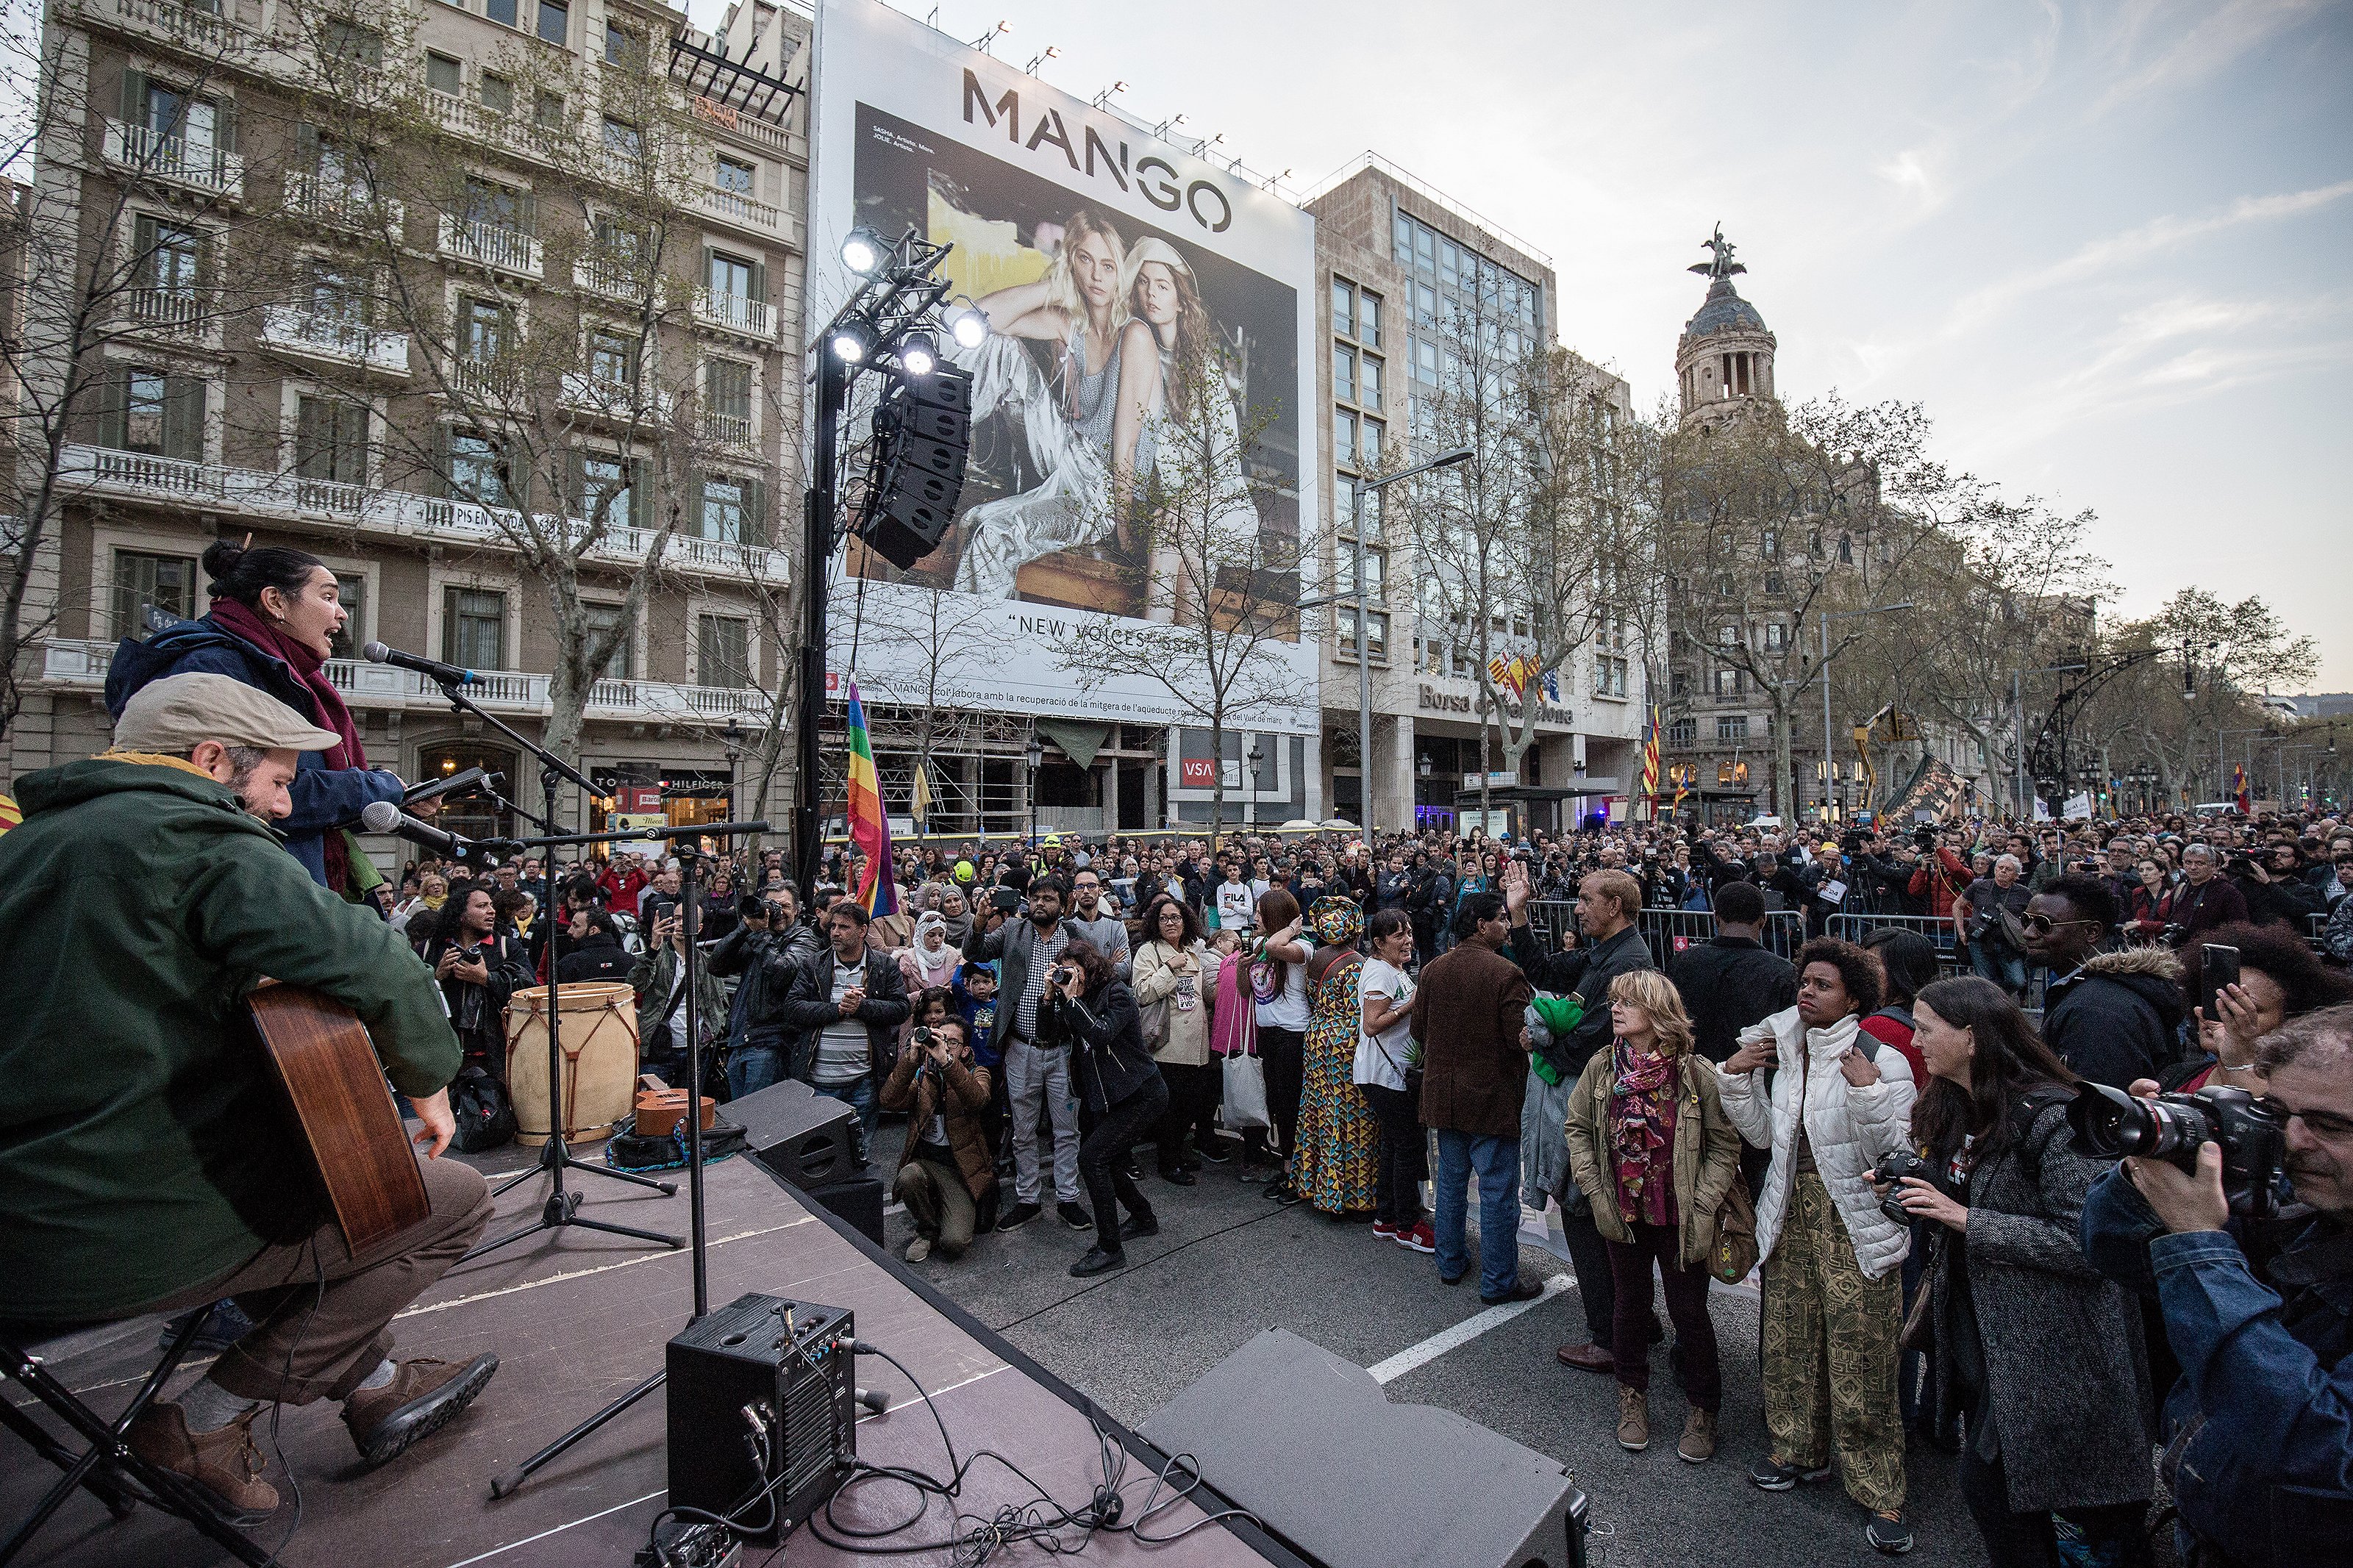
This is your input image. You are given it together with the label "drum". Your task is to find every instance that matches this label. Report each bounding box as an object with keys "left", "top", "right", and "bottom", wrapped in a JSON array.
[{"left": 506, "top": 982, "right": 640, "bottom": 1147}]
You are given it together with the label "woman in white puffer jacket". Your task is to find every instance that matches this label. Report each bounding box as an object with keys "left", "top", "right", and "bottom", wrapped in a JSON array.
[{"left": 1716, "top": 938, "right": 1921, "bottom": 1557}]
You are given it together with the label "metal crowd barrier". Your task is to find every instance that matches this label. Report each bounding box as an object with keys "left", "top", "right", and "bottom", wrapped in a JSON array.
[
  {"left": 1521, "top": 901, "right": 1803, "bottom": 967},
  {"left": 1827, "top": 912, "right": 1962, "bottom": 962}
]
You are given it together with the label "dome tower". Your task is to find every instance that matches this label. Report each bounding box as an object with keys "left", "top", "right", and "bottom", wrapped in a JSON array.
[{"left": 1675, "top": 223, "right": 1775, "bottom": 427}]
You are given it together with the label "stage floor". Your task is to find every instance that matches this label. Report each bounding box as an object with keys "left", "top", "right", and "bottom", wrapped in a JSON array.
[{"left": 3, "top": 1153, "right": 1287, "bottom": 1567}]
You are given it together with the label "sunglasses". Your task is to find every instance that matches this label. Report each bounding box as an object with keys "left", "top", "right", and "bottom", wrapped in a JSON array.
[{"left": 2019, "top": 912, "right": 2101, "bottom": 936}]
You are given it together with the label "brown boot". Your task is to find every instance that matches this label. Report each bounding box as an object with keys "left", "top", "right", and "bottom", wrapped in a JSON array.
[
  {"left": 1677, "top": 1406, "right": 1718, "bottom": 1463},
  {"left": 340, "top": 1353, "right": 499, "bottom": 1466},
  {"left": 1615, "top": 1385, "right": 1649, "bottom": 1452},
  {"left": 125, "top": 1402, "right": 279, "bottom": 1519}
]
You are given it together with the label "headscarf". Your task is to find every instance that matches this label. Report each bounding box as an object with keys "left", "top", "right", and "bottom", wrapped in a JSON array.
[
  {"left": 205, "top": 595, "right": 368, "bottom": 890},
  {"left": 1307, "top": 894, "right": 1363, "bottom": 948}
]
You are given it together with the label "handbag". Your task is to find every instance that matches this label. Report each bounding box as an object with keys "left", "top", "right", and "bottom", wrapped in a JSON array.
[
  {"left": 450, "top": 1064, "right": 517, "bottom": 1153},
  {"left": 1898, "top": 1233, "right": 1940, "bottom": 1353},
  {"left": 1707, "top": 1178, "right": 1760, "bottom": 1285}
]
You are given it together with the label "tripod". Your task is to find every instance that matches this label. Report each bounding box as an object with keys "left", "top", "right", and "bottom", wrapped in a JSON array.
[
  {"left": 440, "top": 679, "right": 681, "bottom": 1264},
  {"left": 488, "top": 824, "right": 759, "bottom": 1496}
]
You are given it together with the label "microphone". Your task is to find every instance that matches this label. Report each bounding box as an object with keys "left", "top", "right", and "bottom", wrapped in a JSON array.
[
  {"left": 853, "top": 1387, "right": 889, "bottom": 1416},
  {"left": 363, "top": 641, "right": 482, "bottom": 687},
  {"left": 360, "top": 798, "right": 479, "bottom": 859}
]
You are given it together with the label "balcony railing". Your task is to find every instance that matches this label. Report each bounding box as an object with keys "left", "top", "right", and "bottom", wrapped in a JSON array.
[
  {"left": 688, "top": 183, "right": 786, "bottom": 235},
  {"left": 82, "top": 0, "right": 251, "bottom": 56},
  {"left": 282, "top": 171, "right": 404, "bottom": 232},
  {"left": 692, "top": 287, "right": 772, "bottom": 340},
  {"left": 560, "top": 372, "right": 676, "bottom": 423},
  {"left": 53, "top": 443, "right": 790, "bottom": 584},
  {"left": 102, "top": 118, "right": 244, "bottom": 199},
  {"left": 701, "top": 410, "right": 753, "bottom": 448},
  {"left": 573, "top": 254, "right": 664, "bottom": 305},
  {"left": 436, "top": 214, "right": 543, "bottom": 279},
  {"left": 260, "top": 306, "right": 412, "bottom": 375},
  {"left": 44, "top": 637, "right": 771, "bottom": 721},
  {"left": 424, "top": 90, "right": 572, "bottom": 164},
  {"left": 126, "top": 287, "right": 206, "bottom": 332}
]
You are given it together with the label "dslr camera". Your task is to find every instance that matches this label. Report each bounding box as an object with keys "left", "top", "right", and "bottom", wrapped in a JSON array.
[
  {"left": 1913, "top": 826, "right": 1939, "bottom": 851},
  {"left": 1871, "top": 1149, "right": 1938, "bottom": 1225},
  {"left": 2067, "top": 1082, "right": 2287, "bottom": 1217}
]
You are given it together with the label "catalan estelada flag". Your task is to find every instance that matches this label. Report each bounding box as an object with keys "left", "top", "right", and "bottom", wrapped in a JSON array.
[
  {"left": 0, "top": 795, "right": 18, "bottom": 837},
  {"left": 844, "top": 679, "right": 896, "bottom": 916},
  {"left": 1640, "top": 704, "right": 1663, "bottom": 803}
]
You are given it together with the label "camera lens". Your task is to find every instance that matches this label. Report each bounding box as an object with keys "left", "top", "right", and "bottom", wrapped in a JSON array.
[{"left": 2066, "top": 1084, "right": 2208, "bottom": 1164}]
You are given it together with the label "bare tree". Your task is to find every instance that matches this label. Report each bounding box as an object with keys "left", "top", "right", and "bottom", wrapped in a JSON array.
[
  {"left": 1046, "top": 352, "right": 1319, "bottom": 845},
  {"left": 834, "top": 572, "right": 1001, "bottom": 833}
]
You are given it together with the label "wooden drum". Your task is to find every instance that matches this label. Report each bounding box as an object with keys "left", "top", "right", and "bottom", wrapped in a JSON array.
[{"left": 506, "top": 982, "right": 640, "bottom": 1147}]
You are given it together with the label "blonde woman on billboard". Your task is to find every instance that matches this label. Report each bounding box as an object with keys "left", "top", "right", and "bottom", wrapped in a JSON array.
[
  {"left": 1117, "top": 238, "right": 1260, "bottom": 624},
  {"left": 950, "top": 210, "right": 1157, "bottom": 598}
]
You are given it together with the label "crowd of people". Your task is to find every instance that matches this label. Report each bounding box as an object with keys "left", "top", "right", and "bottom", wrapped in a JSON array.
[{"left": 355, "top": 804, "right": 2353, "bottom": 1566}]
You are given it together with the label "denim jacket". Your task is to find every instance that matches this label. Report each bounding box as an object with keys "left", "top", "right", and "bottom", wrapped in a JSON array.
[{"left": 2080, "top": 1167, "right": 2353, "bottom": 1566}]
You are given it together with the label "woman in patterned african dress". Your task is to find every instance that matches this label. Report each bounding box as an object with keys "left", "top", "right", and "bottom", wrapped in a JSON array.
[{"left": 1293, "top": 895, "right": 1380, "bottom": 1216}]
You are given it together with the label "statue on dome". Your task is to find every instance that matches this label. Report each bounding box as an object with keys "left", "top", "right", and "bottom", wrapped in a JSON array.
[{"left": 1688, "top": 222, "right": 1747, "bottom": 281}]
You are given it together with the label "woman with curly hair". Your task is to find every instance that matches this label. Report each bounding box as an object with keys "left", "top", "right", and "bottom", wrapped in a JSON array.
[
  {"left": 1291, "top": 896, "right": 1382, "bottom": 1217},
  {"left": 2173, "top": 920, "right": 2353, "bottom": 1093}
]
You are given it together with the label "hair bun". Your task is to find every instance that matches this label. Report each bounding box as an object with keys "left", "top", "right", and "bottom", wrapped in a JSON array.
[{"left": 199, "top": 538, "right": 247, "bottom": 581}]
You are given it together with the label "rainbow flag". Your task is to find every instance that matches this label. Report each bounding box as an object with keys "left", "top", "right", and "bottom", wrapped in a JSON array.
[{"left": 844, "top": 679, "right": 896, "bottom": 915}]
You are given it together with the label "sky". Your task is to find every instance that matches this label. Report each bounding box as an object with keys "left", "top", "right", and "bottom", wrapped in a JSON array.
[{"left": 763, "top": 0, "right": 2353, "bottom": 685}]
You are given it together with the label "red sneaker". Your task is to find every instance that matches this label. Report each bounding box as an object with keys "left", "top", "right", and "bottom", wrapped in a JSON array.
[
  {"left": 1396, "top": 1220, "right": 1437, "bottom": 1253},
  {"left": 1371, "top": 1219, "right": 1401, "bottom": 1240}
]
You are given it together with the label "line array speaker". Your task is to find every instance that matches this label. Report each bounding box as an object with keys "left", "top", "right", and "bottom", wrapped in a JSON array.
[{"left": 856, "top": 365, "right": 971, "bottom": 570}]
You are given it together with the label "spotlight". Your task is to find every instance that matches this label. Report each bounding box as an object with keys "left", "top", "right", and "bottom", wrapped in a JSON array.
[
  {"left": 898, "top": 331, "right": 938, "bottom": 377},
  {"left": 840, "top": 228, "right": 885, "bottom": 277},
  {"left": 829, "top": 321, "right": 874, "bottom": 363},
  {"left": 945, "top": 305, "right": 989, "bottom": 349}
]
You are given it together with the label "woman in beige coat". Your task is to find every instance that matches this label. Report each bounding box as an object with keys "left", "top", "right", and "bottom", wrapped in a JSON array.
[
  {"left": 1565, "top": 969, "right": 1742, "bottom": 1462},
  {"left": 1131, "top": 894, "right": 1220, "bottom": 1181}
]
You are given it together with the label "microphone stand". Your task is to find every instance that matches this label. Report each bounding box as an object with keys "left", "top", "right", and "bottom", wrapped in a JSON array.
[
  {"left": 442, "top": 678, "right": 682, "bottom": 1264},
  {"left": 488, "top": 817, "right": 768, "bottom": 1498}
]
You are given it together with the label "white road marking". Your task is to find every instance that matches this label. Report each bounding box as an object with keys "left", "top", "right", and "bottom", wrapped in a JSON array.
[
  {"left": 436, "top": 1488, "right": 666, "bottom": 1568},
  {"left": 1365, "top": 1272, "right": 1575, "bottom": 1385}
]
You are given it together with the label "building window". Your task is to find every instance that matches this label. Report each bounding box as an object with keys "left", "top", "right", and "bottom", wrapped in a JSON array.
[
  {"left": 1717, "top": 623, "right": 1740, "bottom": 647},
  {"left": 306, "top": 258, "right": 371, "bottom": 325},
  {"left": 1333, "top": 409, "right": 1356, "bottom": 470},
  {"left": 707, "top": 249, "right": 754, "bottom": 300},
  {"left": 1330, "top": 279, "right": 1353, "bottom": 339},
  {"left": 600, "top": 116, "right": 641, "bottom": 160},
  {"left": 603, "top": 19, "right": 644, "bottom": 66},
  {"left": 1670, "top": 668, "right": 1690, "bottom": 699},
  {"left": 1668, "top": 716, "right": 1696, "bottom": 748},
  {"left": 584, "top": 602, "right": 632, "bottom": 679},
  {"left": 1763, "top": 571, "right": 1784, "bottom": 595},
  {"left": 705, "top": 357, "right": 752, "bottom": 421},
  {"left": 1717, "top": 715, "right": 1749, "bottom": 743},
  {"left": 460, "top": 296, "right": 514, "bottom": 380},
  {"left": 697, "top": 613, "right": 751, "bottom": 689},
  {"left": 1360, "top": 356, "right": 1382, "bottom": 412},
  {"left": 295, "top": 393, "right": 368, "bottom": 483},
  {"left": 1763, "top": 622, "right": 1788, "bottom": 651},
  {"left": 479, "top": 72, "right": 514, "bottom": 115},
  {"left": 1718, "top": 758, "right": 1751, "bottom": 785},
  {"left": 1713, "top": 667, "right": 1742, "bottom": 699},
  {"left": 1359, "top": 291, "right": 1381, "bottom": 348},
  {"left": 534, "top": 90, "right": 566, "bottom": 130},
  {"left": 322, "top": 18, "right": 382, "bottom": 65},
  {"left": 447, "top": 429, "right": 515, "bottom": 507},
  {"left": 1594, "top": 654, "right": 1628, "bottom": 698},
  {"left": 1361, "top": 420, "right": 1382, "bottom": 467},
  {"left": 698, "top": 473, "right": 762, "bottom": 543},
  {"left": 112, "top": 549, "right": 196, "bottom": 638},
  {"left": 1760, "top": 529, "right": 1778, "bottom": 558},
  {"left": 132, "top": 214, "right": 202, "bottom": 302},
  {"left": 1332, "top": 344, "right": 1354, "bottom": 404},
  {"left": 424, "top": 51, "right": 462, "bottom": 96},
  {"left": 442, "top": 586, "right": 506, "bottom": 670},
  {"left": 1336, "top": 606, "right": 1390, "bottom": 662},
  {"left": 101, "top": 365, "right": 204, "bottom": 459},
  {"left": 461, "top": 175, "right": 528, "bottom": 233},
  {"left": 485, "top": 0, "right": 517, "bottom": 27},
  {"left": 329, "top": 573, "right": 366, "bottom": 659},
  {"left": 586, "top": 326, "right": 639, "bottom": 387},
  {"left": 535, "top": 0, "right": 568, "bottom": 45},
  {"left": 579, "top": 452, "right": 635, "bottom": 525},
  {"left": 714, "top": 155, "right": 755, "bottom": 197}
]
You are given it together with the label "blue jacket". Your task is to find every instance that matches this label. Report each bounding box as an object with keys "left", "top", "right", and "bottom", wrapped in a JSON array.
[
  {"left": 102, "top": 618, "right": 404, "bottom": 886},
  {"left": 2081, "top": 1167, "right": 2353, "bottom": 1566}
]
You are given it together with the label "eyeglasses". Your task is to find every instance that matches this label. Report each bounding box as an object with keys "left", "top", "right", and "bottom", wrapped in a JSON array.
[
  {"left": 2284, "top": 1104, "right": 2353, "bottom": 1140},
  {"left": 2019, "top": 912, "right": 2102, "bottom": 936}
]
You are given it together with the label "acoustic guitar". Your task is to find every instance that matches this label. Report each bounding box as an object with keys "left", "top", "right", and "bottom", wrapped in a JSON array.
[{"left": 249, "top": 984, "right": 429, "bottom": 1253}]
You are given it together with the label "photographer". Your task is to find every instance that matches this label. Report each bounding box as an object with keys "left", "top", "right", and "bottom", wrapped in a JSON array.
[
  {"left": 879, "top": 1016, "right": 993, "bottom": 1264},
  {"left": 1040, "top": 937, "right": 1165, "bottom": 1278},
  {"left": 2080, "top": 1006, "right": 2353, "bottom": 1568},
  {"left": 1956, "top": 854, "right": 2034, "bottom": 999},
  {"left": 629, "top": 902, "right": 726, "bottom": 1089},
  {"left": 708, "top": 887, "right": 807, "bottom": 1100},
  {"left": 420, "top": 880, "right": 532, "bottom": 1076},
  {"left": 1885, "top": 977, "right": 2154, "bottom": 1568}
]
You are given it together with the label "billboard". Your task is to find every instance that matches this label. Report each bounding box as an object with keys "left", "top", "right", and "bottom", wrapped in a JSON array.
[{"left": 809, "top": 0, "right": 1320, "bottom": 732}]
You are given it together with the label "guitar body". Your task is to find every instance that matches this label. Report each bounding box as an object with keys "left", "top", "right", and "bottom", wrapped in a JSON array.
[{"left": 249, "top": 984, "right": 429, "bottom": 1253}]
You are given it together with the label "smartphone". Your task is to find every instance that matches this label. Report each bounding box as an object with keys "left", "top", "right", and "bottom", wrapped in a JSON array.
[
  {"left": 992, "top": 888, "right": 1020, "bottom": 913},
  {"left": 2202, "top": 943, "right": 2241, "bottom": 1024},
  {"left": 401, "top": 767, "right": 490, "bottom": 809}
]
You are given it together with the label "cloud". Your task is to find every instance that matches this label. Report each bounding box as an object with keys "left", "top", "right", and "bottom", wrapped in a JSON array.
[{"left": 2090, "top": 0, "right": 2325, "bottom": 116}]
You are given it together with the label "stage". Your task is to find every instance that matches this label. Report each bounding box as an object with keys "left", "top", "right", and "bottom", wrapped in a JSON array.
[{"left": 2, "top": 1154, "right": 1302, "bottom": 1567}]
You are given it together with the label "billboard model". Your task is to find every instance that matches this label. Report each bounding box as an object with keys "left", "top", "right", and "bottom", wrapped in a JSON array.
[{"left": 808, "top": 0, "right": 1320, "bottom": 732}]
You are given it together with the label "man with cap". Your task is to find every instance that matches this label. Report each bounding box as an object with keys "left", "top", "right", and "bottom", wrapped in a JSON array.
[{"left": 0, "top": 674, "right": 499, "bottom": 1517}]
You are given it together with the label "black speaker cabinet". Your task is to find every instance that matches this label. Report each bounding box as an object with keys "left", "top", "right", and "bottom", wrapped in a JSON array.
[
  {"left": 1140, "top": 1329, "right": 1590, "bottom": 1568},
  {"left": 666, "top": 1292, "right": 854, "bottom": 1544},
  {"left": 729, "top": 1079, "right": 857, "bottom": 1188}
]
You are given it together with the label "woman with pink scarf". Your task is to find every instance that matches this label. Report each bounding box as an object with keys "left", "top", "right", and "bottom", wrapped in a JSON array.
[{"left": 102, "top": 540, "right": 408, "bottom": 895}]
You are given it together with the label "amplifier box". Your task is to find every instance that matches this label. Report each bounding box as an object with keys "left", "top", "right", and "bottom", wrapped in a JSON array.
[{"left": 666, "top": 1293, "right": 856, "bottom": 1544}]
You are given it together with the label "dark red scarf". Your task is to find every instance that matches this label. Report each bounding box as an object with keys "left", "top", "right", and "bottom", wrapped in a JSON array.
[{"left": 207, "top": 598, "right": 368, "bottom": 890}]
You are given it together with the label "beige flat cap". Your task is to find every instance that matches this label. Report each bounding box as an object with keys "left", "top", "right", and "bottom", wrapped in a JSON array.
[{"left": 113, "top": 673, "right": 343, "bottom": 754}]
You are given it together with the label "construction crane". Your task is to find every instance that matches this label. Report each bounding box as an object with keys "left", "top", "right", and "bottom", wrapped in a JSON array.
[{"left": 1850, "top": 704, "right": 1919, "bottom": 817}]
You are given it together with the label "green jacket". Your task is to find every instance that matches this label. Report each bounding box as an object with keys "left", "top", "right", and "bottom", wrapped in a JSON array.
[
  {"left": 1563, "top": 1048, "right": 1743, "bottom": 1269},
  {"left": 0, "top": 758, "right": 460, "bottom": 1322}
]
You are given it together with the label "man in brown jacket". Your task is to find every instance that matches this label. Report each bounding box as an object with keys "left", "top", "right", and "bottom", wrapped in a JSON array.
[
  {"left": 879, "top": 1015, "right": 995, "bottom": 1262},
  {"left": 1411, "top": 890, "right": 1540, "bottom": 1304}
]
